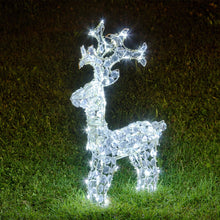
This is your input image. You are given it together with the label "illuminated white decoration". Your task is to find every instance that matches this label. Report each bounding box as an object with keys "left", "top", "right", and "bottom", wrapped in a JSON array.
[{"left": 70, "top": 20, "right": 166, "bottom": 206}]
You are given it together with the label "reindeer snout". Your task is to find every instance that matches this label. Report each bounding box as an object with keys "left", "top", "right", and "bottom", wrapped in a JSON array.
[
  {"left": 70, "top": 94, "right": 80, "bottom": 107},
  {"left": 70, "top": 87, "right": 84, "bottom": 108}
]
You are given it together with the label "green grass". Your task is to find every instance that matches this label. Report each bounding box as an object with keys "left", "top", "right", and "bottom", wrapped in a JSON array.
[{"left": 0, "top": 0, "right": 219, "bottom": 219}]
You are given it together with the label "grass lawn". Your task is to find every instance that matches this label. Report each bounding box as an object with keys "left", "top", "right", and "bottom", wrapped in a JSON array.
[{"left": 0, "top": 0, "right": 219, "bottom": 219}]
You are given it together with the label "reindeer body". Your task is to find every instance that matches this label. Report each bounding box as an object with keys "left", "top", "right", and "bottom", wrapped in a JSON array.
[{"left": 71, "top": 21, "right": 166, "bottom": 206}]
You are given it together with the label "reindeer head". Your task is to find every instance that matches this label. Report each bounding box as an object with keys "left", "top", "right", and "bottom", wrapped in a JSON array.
[
  {"left": 78, "top": 20, "right": 147, "bottom": 87},
  {"left": 70, "top": 80, "right": 104, "bottom": 109}
]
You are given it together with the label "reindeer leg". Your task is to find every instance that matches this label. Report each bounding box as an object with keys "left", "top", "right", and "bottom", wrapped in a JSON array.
[
  {"left": 86, "top": 153, "right": 117, "bottom": 206},
  {"left": 129, "top": 146, "right": 159, "bottom": 192}
]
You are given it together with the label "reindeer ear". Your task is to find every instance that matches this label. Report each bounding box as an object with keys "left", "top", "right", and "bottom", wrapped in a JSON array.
[
  {"left": 102, "top": 69, "right": 120, "bottom": 86},
  {"left": 79, "top": 46, "right": 87, "bottom": 69},
  {"left": 80, "top": 45, "right": 86, "bottom": 56}
]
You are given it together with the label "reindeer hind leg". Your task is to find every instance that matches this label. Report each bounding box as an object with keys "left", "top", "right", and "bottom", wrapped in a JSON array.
[{"left": 129, "top": 147, "right": 159, "bottom": 192}]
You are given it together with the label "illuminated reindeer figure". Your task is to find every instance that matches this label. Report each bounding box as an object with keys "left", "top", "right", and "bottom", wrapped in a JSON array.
[{"left": 70, "top": 20, "right": 166, "bottom": 206}]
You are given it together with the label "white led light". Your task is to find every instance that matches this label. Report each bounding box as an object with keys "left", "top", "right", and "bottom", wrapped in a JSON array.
[
  {"left": 150, "top": 149, "right": 157, "bottom": 157},
  {"left": 89, "top": 161, "right": 93, "bottom": 167},
  {"left": 104, "top": 198, "right": 110, "bottom": 207},
  {"left": 70, "top": 20, "right": 166, "bottom": 206},
  {"left": 145, "top": 170, "right": 150, "bottom": 176}
]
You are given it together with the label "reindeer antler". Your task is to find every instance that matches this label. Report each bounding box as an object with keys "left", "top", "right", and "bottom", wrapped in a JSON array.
[{"left": 79, "top": 20, "right": 147, "bottom": 86}]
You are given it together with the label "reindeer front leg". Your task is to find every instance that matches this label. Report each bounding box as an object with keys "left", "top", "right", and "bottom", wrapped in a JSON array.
[{"left": 86, "top": 153, "right": 117, "bottom": 206}]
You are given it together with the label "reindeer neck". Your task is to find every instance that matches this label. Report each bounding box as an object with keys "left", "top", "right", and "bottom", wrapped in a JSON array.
[
  {"left": 86, "top": 114, "right": 108, "bottom": 128},
  {"left": 85, "top": 110, "right": 108, "bottom": 138},
  {"left": 84, "top": 80, "right": 107, "bottom": 128}
]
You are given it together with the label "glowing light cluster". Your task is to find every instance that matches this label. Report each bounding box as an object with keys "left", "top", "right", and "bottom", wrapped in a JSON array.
[{"left": 70, "top": 20, "right": 166, "bottom": 206}]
